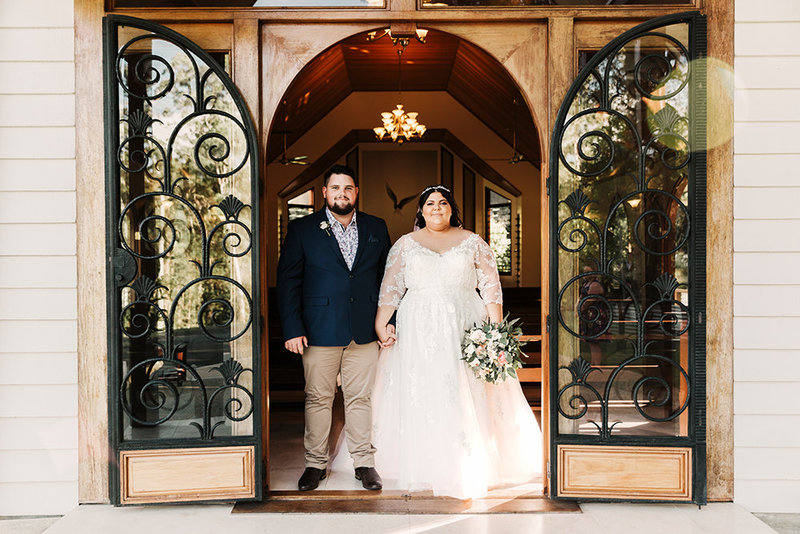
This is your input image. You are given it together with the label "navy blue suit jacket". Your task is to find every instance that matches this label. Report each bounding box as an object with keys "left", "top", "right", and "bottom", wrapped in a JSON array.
[{"left": 276, "top": 209, "right": 391, "bottom": 346}]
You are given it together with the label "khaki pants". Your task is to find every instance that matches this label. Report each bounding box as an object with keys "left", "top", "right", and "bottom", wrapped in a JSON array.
[{"left": 302, "top": 340, "right": 379, "bottom": 469}]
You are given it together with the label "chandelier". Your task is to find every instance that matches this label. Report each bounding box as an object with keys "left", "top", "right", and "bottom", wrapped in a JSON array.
[
  {"left": 372, "top": 47, "right": 426, "bottom": 144},
  {"left": 366, "top": 27, "right": 428, "bottom": 49}
]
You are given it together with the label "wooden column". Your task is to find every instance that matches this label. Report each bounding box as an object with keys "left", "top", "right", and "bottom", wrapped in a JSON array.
[
  {"left": 544, "top": 16, "right": 574, "bottom": 494},
  {"left": 75, "top": 0, "right": 108, "bottom": 503},
  {"left": 547, "top": 17, "right": 574, "bottom": 131},
  {"left": 705, "top": 0, "right": 735, "bottom": 502}
]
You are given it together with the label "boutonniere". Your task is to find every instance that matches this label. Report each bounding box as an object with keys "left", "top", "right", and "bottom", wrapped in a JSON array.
[{"left": 319, "top": 221, "right": 332, "bottom": 237}]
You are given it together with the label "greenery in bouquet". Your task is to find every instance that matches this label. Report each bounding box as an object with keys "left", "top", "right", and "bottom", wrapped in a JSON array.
[{"left": 461, "top": 315, "right": 526, "bottom": 384}]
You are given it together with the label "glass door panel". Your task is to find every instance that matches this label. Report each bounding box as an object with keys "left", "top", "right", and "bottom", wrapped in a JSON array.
[
  {"left": 549, "top": 12, "right": 706, "bottom": 502},
  {"left": 115, "top": 25, "right": 254, "bottom": 441},
  {"left": 105, "top": 15, "right": 262, "bottom": 504},
  {"left": 557, "top": 24, "right": 691, "bottom": 437}
]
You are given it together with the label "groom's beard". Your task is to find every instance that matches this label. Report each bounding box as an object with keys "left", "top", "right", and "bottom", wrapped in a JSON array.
[{"left": 327, "top": 198, "right": 355, "bottom": 215}]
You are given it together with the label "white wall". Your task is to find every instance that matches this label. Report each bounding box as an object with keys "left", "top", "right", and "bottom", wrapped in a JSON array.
[
  {"left": 2, "top": 0, "right": 798, "bottom": 516},
  {"left": 0, "top": 0, "right": 78, "bottom": 516},
  {"left": 733, "top": 0, "right": 800, "bottom": 513}
]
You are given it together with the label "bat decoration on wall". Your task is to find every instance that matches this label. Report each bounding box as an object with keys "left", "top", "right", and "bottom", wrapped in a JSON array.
[{"left": 386, "top": 184, "right": 417, "bottom": 212}]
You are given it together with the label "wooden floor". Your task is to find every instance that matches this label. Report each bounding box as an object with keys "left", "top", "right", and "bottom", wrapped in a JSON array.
[{"left": 233, "top": 490, "right": 579, "bottom": 514}]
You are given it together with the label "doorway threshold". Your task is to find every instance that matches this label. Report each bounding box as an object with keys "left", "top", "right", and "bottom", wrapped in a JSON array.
[{"left": 232, "top": 490, "right": 579, "bottom": 514}]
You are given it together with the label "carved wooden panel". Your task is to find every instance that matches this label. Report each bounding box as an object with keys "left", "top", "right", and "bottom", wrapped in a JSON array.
[
  {"left": 558, "top": 445, "right": 691, "bottom": 500},
  {"left": 120, "top": 446, "right": 256, "bottom": 504}
]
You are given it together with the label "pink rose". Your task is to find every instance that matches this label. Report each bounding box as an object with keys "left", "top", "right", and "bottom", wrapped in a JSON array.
[{"left": 499, "top": 354, "right": 507, "bottom": 365}]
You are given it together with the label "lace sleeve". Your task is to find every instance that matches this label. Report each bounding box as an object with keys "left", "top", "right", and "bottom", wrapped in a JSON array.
[
  {"left": 378, "top": 236, "right": 406, "bottom": 308},
  {"left": 475, "top": 235, "right": 503, "bottom": 306}
]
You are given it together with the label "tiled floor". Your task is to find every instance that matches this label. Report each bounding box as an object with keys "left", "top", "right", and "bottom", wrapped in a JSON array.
[{"left": 3, "top": 502, "right": 780, "bottom": 534}]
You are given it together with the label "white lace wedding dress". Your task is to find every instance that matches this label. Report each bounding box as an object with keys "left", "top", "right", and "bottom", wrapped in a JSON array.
[{"left": 347, "top": 232, "right": 541, "bottom": 499}]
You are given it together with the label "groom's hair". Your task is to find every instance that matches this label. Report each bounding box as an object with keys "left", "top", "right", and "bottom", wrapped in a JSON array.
[{"left": 323, "top": 165, "right": 358, "bottom": 187}]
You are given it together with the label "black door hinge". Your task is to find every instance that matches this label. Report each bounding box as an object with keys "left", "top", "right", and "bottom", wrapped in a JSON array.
[{"left": 545, "top": 314, "right": 551, "bottom": 333}]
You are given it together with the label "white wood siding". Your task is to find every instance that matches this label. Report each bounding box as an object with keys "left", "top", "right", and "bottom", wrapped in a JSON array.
[
  {"left": 734, "top": 0, "right": 800, "bottom": 514},
  {"left": 0, "top": 0, "right": 797, "bottom": 517},
  {"left": 0, "top": 0, "right": 78, "bottom": 516}
]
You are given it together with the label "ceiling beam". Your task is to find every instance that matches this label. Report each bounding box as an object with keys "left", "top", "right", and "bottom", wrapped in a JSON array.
[{"left": 277, "top": 128, "right": 525, "bottom": 200}]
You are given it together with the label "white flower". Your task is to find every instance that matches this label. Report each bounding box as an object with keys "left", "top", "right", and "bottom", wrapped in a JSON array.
[
  {"left": 465, "top": 345, "right": 475, "bottom": 355},
  {"left": 319, "top": 221, "right": 332, "bottom": 236},
  {"left": 469, "top": 330, "right": 486, "bottom": 343}
]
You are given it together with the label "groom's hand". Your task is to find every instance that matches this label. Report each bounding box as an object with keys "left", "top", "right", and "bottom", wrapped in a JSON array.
[{"left": 285, "top": 336, "right": 308, "bottom": 355}]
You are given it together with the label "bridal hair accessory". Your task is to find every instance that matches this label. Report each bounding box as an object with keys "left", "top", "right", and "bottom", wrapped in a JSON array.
[
  {"left": 319, "top": 221, "right": 332, "bottom": 237},
  {"left": 461, "top": 315, "right": 525, "bottom": 383},
  {"left": 421, "top": 185, "right": 451, "bottom": 195}
]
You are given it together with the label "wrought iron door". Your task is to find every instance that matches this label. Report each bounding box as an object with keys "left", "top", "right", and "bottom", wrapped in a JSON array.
[
  {"left": 549, "top": 12, "right": 706, "bottom": 503},
  {"left": 104, "top": 16, "right": 261, "bottom": 504}
]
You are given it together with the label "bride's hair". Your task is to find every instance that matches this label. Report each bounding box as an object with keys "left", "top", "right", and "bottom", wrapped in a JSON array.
[{"left": 415, "top": 185, "right": 463, "bottom": 229}]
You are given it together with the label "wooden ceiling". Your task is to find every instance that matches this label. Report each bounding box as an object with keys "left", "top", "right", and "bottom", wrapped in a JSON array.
[{"left": 269, "top": 29, "right": 541, "bottom": 167}]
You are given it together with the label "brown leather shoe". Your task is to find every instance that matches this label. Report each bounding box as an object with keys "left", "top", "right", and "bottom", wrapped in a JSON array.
[
  {"left": 298, "top": 467, "right": 326, "bottom": 491},
  {"left": 354, "top": 467, "right": 383, "bottom": 490}
]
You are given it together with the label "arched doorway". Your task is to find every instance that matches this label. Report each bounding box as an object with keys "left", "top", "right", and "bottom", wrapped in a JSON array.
[
  {"left": 100, "top": 10, "right": 707, "bottom": 506},
  {"left": 262, "top": 27, "right": 548, "bottom": 493}
]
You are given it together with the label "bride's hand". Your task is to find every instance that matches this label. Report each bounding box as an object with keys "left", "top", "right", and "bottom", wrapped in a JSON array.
[
  {"left": 486, "top": 303, "right": 503, "bottom": 324},
  {"left": 377, "top": 324, "right": 396, "bottom": 348}
]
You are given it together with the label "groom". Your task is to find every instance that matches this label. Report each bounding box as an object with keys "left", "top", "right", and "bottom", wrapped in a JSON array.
[{"left": 277, "top": 164, "right": 391, "bottom": 491}]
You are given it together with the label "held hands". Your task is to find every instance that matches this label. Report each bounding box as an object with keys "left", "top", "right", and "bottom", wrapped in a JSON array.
[
  {"left": 285, "top": 336, "right": 308, "bottom": 355},
  {"left": 377, "top": 324, "right": 396, "bottom": 349}
]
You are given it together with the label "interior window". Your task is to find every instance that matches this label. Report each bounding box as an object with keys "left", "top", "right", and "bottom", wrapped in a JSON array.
[
  {"left": 485, "top": 188, "right": 513, "bottom": 276},
  {"left": 287, "top": 189, "right": 314, "bottom": 222}
]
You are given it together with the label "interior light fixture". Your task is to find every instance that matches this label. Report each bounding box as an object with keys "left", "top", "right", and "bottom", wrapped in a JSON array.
[
  {"left": 366, "top": 27, "right": 428, "bottom": 49},
  {"left": 373, "top": 49, "right": 426, "bottom": 144}
]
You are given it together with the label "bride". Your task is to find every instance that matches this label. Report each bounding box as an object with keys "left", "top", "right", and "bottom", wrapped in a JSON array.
[{"left": 368, "top": 184, "right": 542, "bottom": 499}]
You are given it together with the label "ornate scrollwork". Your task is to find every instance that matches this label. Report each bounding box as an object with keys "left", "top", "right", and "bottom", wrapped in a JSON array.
[
  {"left": 120, "top": 355, "right": 254, "bottom": 439},
  {"left": 557, "top": 190, "right": 601, "bottom": 256},
  {"left": 116, "top": 38, "right": 176, "bottom": 101},
  {"left": 558, "top": 358, "right": 604, "bottom": 433},
  {"left": 553, "top": 21, "right": 694, "bottom": 438},
  {"left": 208, "top": 195, "right": 253, "bottom": 262},
  {"left": 644, "top": 273, "right": 690, "bottom": 337},
  {"left": 112, "top": 24, "right": 255, "bottom": 440}
]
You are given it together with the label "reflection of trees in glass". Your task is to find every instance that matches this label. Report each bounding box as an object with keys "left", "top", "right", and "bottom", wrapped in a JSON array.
[
  {"left": 486, "top": 188, "right": 512, "bottom": 275},
  {"left": 163, "top": 52, "right": 241, "bottom": 330},
  {"left": 119, "top": 47, "right": 248, "bottom": 331},
  {"left": 113, "top": 28, "right": 256, "bottom": 440},
  {"left": 561, "top": 44, "right": 690, "bottom": 274},
  {"left": 556, "top": 30, "right": 693, "bottom": 436}
]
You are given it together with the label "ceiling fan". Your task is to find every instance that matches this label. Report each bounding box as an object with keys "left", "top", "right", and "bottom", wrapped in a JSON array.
[
  {"left": 486, "top": 127, "right": 525, "bottom": 165},
  {"left": 274, "top": 131, "right": 308, "bottom": 165},
  {"left": 486, "top": 100, "right": 526, "bottom": 165}
]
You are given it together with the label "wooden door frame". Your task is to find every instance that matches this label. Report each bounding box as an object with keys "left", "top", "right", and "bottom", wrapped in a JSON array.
[{"left": 75, "top": 0, "right": 733, "bottom": 503}]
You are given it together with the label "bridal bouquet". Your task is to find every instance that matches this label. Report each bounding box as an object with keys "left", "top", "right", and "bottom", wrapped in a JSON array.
[{"left": 461, "top": 315, "right": 526, "bottom": 384}]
